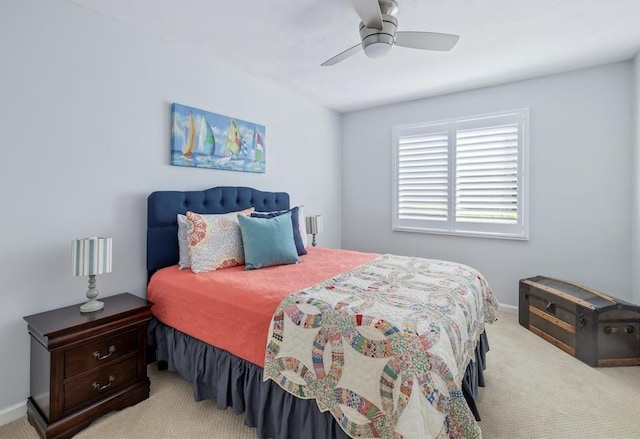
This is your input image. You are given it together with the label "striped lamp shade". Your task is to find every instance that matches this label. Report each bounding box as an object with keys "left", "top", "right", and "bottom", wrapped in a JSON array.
[
  {"left": 305, "top": 215, "right": 323, "bottom": 235},
  {"left": 72, "top": 237, "right": 113, "bottom": 276}
]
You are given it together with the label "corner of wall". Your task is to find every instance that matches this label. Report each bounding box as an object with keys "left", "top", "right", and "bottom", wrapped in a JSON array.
[
  {"left": 633, "top": 52, "right": 640, "bottom": 305},
  {"left": 498, "top": 303, "right": 518, "bottom": 315}
]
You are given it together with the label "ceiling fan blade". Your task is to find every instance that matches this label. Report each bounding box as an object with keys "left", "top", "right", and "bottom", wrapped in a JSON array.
[
  {"left": 395, "top": 31, "right": 460, "bottom": 51},
  {"left": 351, "top": 0, "right": 383, "bottom": 30},
  {"left": 321, "top": 43, "right": 362, "bottom": 67}
]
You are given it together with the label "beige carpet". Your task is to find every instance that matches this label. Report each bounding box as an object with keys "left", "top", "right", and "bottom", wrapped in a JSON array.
[{"left": 2, "top": 311, "right": 639, "bottom": 438}]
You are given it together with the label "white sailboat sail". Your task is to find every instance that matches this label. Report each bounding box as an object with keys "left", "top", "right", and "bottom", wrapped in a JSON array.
[{"left": 196, "top": 115, "right": 207, "bottom": 154}]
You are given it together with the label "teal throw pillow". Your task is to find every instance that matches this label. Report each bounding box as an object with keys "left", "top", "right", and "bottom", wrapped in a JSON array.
[{"left": 238, "top": 212, "right": 300, "bottom": 270}]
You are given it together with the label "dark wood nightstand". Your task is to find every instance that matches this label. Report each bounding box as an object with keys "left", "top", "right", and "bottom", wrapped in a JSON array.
[{"left": 23, "top": 293, "right": 152, "bottom": 439}]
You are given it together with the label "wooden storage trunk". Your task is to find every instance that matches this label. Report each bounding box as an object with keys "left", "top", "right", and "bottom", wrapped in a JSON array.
[{"left": 519, "top": 276, "right": 640, "bottom": 367}]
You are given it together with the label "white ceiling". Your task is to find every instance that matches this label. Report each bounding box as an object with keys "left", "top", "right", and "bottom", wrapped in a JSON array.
[{"left": 71, "top": 0, "right": 640, "bottom": 113}]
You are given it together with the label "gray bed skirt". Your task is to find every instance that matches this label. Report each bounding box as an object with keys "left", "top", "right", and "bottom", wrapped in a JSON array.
[{"left": 148, "top": 318, "right": 489, "bottom": 439}]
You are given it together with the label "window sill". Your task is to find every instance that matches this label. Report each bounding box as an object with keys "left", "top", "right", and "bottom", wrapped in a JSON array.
[{"left": 392, "top": 225, "right": 529, "bottom": 241}]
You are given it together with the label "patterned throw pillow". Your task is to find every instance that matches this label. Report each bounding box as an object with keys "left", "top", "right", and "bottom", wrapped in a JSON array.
[{"left": 186, "top": 208, "right": 254, "bottom": 273}]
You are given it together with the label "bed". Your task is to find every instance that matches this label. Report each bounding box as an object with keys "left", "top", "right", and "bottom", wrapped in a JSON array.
[{"left": 146, "top": 186, "right": 497, "bottom": 439}]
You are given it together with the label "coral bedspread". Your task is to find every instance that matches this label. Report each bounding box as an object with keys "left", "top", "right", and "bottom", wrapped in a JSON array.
[{"left": 147, "top": 247, "right": 377, "bottom": 367}]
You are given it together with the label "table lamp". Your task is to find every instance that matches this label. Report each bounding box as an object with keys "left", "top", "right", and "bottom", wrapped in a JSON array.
[
  {"left": 305, "top": 215, "right": 323, "bottom": 247},
  {"left": 72, "top": 237, "right": 112, "bottom": 313}
]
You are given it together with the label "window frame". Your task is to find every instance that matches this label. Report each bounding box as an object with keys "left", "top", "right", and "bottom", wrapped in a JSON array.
[{"left": 391, "top": 109, "right": 530, "bottom": 240}]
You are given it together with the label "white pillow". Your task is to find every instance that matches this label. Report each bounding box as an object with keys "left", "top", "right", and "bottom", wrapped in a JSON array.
[
  {"left": 297, "top": 205, "right": 308, "bottom": 248},
  {"left": 177, "top": 214, "right": 190, "bottom": 270}
]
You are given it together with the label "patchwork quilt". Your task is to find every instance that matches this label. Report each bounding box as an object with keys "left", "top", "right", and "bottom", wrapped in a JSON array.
[{"left": 263, "top": 255, "right": 498, "bottom": 439}]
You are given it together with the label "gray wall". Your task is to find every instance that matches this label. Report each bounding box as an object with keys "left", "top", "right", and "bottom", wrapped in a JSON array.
[
  {"left": 342, "top": 62, "right": 633, "bottom": 307},
  {"left": 634, "top": 54, "right": 640, "bottom": 305},
  {"left": 0, "top": 0, "right": 341, "bottom": 414}
]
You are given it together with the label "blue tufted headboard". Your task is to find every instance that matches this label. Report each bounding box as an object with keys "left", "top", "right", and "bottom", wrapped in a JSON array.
[{"left": 147, "top": 186, "right": 290, "bottom": 276}]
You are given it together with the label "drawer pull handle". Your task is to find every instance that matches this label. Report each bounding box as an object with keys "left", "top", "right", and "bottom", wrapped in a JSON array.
[
  {"left": 93, "top": 345, "right": 116, "bottom": 360},
  {"left": 92, "top": 375, "right": 115, "bottom": 391}
]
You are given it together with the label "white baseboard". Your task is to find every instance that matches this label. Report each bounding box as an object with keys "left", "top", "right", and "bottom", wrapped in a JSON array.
[
  {"left": 499, "top": 303, "right": 518, "bottom": 314},
  {"left": 0, "top": 400, "right": 26, "bottom": 427}
]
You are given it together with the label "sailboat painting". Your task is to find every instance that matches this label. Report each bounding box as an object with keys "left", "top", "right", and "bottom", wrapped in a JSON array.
[{"left": 170, "top": 103, "right": 266, "bottom": 173}]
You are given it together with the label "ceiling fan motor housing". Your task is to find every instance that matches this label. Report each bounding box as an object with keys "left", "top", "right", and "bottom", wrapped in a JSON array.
[
  {"left": 321, "top": 0, "right": 458, "bottom": 66},
  {"left": 359, "top": 14, "right": 398, "bottom": 58}
]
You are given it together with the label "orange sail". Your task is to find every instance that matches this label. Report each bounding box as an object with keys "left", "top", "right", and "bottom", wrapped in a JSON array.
[{"left": 182, "top": 114, "right": 195, "bottom": 157}]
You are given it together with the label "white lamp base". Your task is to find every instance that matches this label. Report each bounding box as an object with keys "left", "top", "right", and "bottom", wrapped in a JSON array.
[
  {"left": 80, "top": 274, "right": 105, "bottom": 313},
  {"left": 80, "top": 299, "right": 104, "bottom": 313}
]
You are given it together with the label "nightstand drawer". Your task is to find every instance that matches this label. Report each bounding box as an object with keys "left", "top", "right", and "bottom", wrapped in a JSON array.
[
  {"left": 64, "top": 356, "right": 138, "bottom": 413},
  {"left": 65, "top": 329, "right": 138, "bottom": 378}
]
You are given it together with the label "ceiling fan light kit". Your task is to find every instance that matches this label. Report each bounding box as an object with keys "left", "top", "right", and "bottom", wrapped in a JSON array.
[
  {"left": 360, "top": 14, "right": 397, "bottom": 58},
  {"left": 322, "top": 0, "right": 460, "bottom": 66}
]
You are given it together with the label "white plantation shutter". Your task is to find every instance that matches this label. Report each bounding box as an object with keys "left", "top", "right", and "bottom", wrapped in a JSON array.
[
  {"left": 392, "top": 110, "right": 528, "bottom": 239},
  {"left": 398, "top": 130, "right": 449, "bottom": 221},
  {"left": 456, "top": 124, "right": 519, "bottom": 224}
]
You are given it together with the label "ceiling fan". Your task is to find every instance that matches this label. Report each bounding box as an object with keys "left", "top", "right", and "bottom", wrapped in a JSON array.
[{"left": 322, "top": 0, "right": 459, "bottom": 66}]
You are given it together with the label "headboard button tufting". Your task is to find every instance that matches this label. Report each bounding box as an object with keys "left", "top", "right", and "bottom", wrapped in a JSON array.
[{"left": 147, "top": 187, "right": 290, "bottom": 275}]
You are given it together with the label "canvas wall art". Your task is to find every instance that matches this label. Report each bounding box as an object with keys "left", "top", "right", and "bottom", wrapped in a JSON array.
[{"left": 171, "top": 103, "right": 265, "bottom": 173}]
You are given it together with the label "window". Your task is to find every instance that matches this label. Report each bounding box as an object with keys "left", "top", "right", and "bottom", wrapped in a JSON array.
[{"left": 392, "top": 109, "right": 529, "bottom": 240}]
